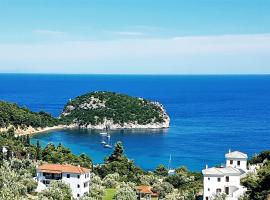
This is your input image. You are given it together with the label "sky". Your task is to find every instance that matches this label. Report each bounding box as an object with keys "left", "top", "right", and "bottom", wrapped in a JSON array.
[{"left": 0, "top": 0, "right": 270, "bottom": 74}]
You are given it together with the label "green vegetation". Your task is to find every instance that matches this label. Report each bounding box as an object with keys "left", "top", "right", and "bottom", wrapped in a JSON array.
[
  {"left": 249, "top": 150, "right": 270, "bottom": 165},
  {"left": 94, "top": 142, "right": 144, "bottom": 183},
  {"left": 37, "top": 181, "right": 72, "bottom": 200},
  {"left": 41, "top": 143, "right": 93, "bottom": 169},
  {"left": 0, "top": 128, "right": 92, "bottom": 169},
  {"left": 0, "top": 101, "right": 58, "bottom": 128},
  {"left": 0, "top": 130, "right": 203, "bottom": 199},
  {"left": 241, "top": 151, "right": 270, "bottom": 200},
  {"left": 60, "top": 91, "right": 168, "bottom": 126},
  {"left": 103, "top": 189, "right": 117, "bottom": 200}
]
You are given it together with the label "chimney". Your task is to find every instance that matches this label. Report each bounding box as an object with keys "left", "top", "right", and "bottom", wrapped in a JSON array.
[
  {"left": 206, "top": 164, "right": 208, "bottom": 169},
  {"left": 229, "top": 149, "right": 231, "bottom": 153}
]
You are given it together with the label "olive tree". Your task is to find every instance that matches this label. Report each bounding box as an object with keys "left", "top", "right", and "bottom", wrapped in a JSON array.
[
  {"left": 38, "top": 181, "right": 72, "bottom": 200},
  {"left": 115, "top": 183, "right": 137, "bottom": 200}
]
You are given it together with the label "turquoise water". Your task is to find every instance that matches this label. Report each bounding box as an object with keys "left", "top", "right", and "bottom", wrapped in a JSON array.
[{"left": 0, "top": 74, "right": 270, "bottom": 171}]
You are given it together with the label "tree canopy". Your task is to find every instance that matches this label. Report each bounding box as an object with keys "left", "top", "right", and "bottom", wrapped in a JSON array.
[
  {"left": 60, "top": 91, "right": 168, "bottom": 126},
  {"left": 0, "top": 101, "right": 58, "bottom": 128}
]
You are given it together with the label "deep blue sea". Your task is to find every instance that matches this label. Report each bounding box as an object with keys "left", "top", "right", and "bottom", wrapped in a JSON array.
[{"left": 0, "top": 74, "right": 270, "bottom": 171}]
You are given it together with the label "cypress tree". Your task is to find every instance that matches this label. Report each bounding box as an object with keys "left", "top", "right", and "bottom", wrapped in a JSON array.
[
  {"left": 26, "top": 135, "right": 30, "bottom": 146},
  {"left": 6, "top": 148, "right": 12, "bottom": 160},
  {"left": 36, "top": 140, "right": 42, "bottom": 160}
]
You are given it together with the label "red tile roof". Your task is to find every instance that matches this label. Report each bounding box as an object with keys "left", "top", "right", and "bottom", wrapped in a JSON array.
[
  {"left": 136, "top": 185, "right": 159, "bottom": 197},
  {"left": 37, "top": 163, "right": 90, "bottom": 174}
]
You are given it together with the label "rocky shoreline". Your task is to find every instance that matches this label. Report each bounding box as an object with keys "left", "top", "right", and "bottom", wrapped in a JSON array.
[{"left": 0, "top": 120, "right": 170, "bottom": 136}]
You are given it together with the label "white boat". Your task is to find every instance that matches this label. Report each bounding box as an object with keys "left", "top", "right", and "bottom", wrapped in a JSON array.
[
  {"left": 104, "top": 144, "right": 112, "bottom": 148},
  {"left": 103, "top": 134, "right": 112, "bottom": 148},
  {"left": 100, "top": 140, "right": 106, "bottom": 145},
  {"left": 100, "top": 132, "right": 107, "bottom": 136}
]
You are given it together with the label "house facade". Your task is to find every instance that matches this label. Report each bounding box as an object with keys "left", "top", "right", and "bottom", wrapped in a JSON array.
[
  {"left": 36, "top": 163, "right": 91, "bottom": 198},
  {"left": 202, "top": 150, "right": 248, "bottom": 200}
]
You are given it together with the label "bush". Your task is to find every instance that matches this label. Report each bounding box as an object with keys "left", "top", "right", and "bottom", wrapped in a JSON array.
[
  {"left": 115, "top": 183, "right": 137, "bottom": 200},
  {"left": 102, "top": 173, "right": 120, "bottom": 188},
  {"left": 38, "top": 181, "right": 72, "bottom": 200}
]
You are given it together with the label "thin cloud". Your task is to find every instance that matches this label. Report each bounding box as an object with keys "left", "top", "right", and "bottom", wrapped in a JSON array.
[
  {"left": 33, "top": 29, "right": 66, "bottom": 36},
  {"left": 0, "top": 34, "right": 269, "bottom": 74},
  {"left": 113, "top": 31, "right": 146, "bottom": 36}
]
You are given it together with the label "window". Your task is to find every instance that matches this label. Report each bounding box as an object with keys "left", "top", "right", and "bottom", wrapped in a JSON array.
[
  {"left": 230, "top": 160, "right": 233, "bottom": 164},
  {"left": 237, "top": 161, "right": 241, "bottom": 166},
  {"left": 226, "top": 176, "right": 229, "bottom": 182},
  {"left": 77, "top": 175, "right": 80, "bottom": 179},
  {"left": 208, "top": 177, "right": 210, "bottom": 181},
  {"left": 208, "top": 188, "right": 210, "bottom": 191},
  {"left": 206, "top": 197, "right": 209, "bottom": 200},
  {"left": 216, "top": 188, "right": 221, "bottom": 193},
  {"left": 225, "top": 187, "right": 229, "bottom": 195},
  {"left": 77, "top": 194, "right": 80, "bottom": 197},
  {"left": 85, "top": 174, "right": 87, "bottom": 178},
  {"left": 217, "top": 178, "right": 221, "bottom": 182},
  {"left": 67, "top": 174, "right": 70, "bottom": 178},
  {"left": 84, "top": 182, "right": 88, "bottom": 188},
  {"left": 77, "top": 184, "right": 80, "bottom": 188}
]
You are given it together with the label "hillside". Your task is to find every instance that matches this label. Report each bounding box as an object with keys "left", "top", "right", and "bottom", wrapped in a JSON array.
[
  {"left": 60, "top": 91, "right": 170, "bottom": 129},
  {"left": 0, "top": 101, "right": 58, "bottom": 129}
]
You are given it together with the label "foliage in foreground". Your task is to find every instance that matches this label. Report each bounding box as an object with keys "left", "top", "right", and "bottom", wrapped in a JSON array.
[
  {"left": 241, "top": 160, "right": 270, "bottom": 200},
  {"left": 0, "top": 160, "right": 37, "bottom": 200},
  {"left": 38, "top": 181, "right": 72, "bottom": 200}
]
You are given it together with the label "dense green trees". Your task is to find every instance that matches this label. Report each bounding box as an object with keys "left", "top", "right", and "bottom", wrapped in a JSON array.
[
  {"left": 241, "top": 160, "right": 270, "bottom": 200},
  {"left": 94, "top": 142, "right": 144, "bottom": 183},
  {"left": 249, "top": 150, "right": 270, "bottom": 164},
  {"left": 0, "top": 101, "right": 58, "bottom": 128},
  {"left": 41, "top": 143, "right": 93, "bottom": 169},
  {"left": 154, "top": 164, "right": 168, "bottom": 177},
  {"left": 60, "top": 91, "right": 167, "bottom": 126}
]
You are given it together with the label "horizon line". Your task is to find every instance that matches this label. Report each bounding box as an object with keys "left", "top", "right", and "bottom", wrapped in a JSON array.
[{"left": 0, "top": 72, "right": 270, "bottom": 76}]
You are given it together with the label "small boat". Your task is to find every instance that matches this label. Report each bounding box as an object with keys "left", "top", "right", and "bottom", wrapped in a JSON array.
[
  {"left": 103, "top": 134, "right": 112, "bottom": 148},
  {"left": 100, "top": 140, "right": 106, "bottom": 145},
  {"left": 104, "top": 144, "right": 112, "bottom": 148},
  {"left": 100, "top": 132, "right": 107, "bottom": 136}
]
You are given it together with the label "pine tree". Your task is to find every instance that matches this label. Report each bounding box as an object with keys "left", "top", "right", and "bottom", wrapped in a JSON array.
[{"left": 107, "top": 141, "right": 124, "bottom": 162}]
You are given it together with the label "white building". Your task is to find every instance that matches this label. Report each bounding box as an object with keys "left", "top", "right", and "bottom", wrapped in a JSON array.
[
  {"left": 202, "top": 150, "right": 248, "bottom": 200},
  {"left": 36, "top": 163, "right": 91, "bottom": 199}
]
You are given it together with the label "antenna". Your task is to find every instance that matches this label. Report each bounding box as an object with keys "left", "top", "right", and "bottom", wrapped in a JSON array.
[{"left": 168, "top": 154, "right": 172, "bottom": 170}]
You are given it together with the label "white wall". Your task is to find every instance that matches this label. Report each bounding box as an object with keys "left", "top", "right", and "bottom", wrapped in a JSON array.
[
  {"left": 62, "top": 172, "right": 90, "bottom": 198},
  {"left": 36, "top": 170, "right": 91, "bottom": 199},
  {"left": 226, "top": 158, "right": 247, "bottom": 171},
  {"left": 203, "top": 175, "right": 241, "bottom": 200}
]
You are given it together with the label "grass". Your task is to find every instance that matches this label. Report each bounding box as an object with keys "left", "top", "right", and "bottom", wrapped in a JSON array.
[{"left": 103, "top": 188, "right": 117, "bottom": 200}]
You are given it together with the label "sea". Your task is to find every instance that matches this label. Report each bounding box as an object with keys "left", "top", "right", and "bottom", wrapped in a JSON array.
[{"left": 0, "top": 74, "right": 269, "bottom": 171}]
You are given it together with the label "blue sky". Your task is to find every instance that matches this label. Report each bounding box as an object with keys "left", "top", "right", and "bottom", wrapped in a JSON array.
[{"left": 0, "top": 0, "right": 270, "bottom": 74}]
